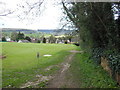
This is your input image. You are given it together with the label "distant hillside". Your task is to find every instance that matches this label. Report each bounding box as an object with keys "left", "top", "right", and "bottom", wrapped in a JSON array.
[
  {"left": 2, "top": 28, "right": 35, "bottom": 32},
  {"left": 2, "top": 28, "right": 74, "bottom": 35},
  {"left": 37, "top": 29, "right": 72, "bottom": 35}
]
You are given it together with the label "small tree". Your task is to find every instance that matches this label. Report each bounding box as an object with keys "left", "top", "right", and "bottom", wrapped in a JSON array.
[
  {"left": 18, "top": 31, "right": 24, "bottom": 40},
  {"left": 43, "top": 37, "right": 46, "bottom": 43},
  {"left": 40, "top": 35, "right": 45, "bottom": 43},
  {"left": 25, "top": 36, "right": 31, "bottom": 42},
  {"left": 49, "top": 35, "right": 56, "bottom": 43},
  {"left": 37, "top": 40, "right": 41, "bottom": 43},
  {"left": 11, "top": 32, "right": 18, "bottom": 41},
  {"left": 64, "top": 40, "right": 67, "bottom": 44},
  {"left": 2, "top": 37, "right": 6, "bottom": 41}
]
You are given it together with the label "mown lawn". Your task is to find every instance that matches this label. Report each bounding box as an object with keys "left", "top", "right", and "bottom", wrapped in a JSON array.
[{"left": 2, "top": 42, "right": 78, "bottom": 88}]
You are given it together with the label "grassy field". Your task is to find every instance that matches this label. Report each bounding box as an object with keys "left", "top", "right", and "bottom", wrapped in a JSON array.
[
  {"left": 2, "top": 42, "right": 78, "bottom": 88},
  {"left": 2, "top": 42, "right": 119, "bottom": 88}
]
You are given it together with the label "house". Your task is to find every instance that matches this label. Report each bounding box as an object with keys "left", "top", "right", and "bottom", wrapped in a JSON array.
[
  {"left": 6, "top": 37, "right": 11, "bottom": 41},
  {"left": 18, "top": 40, "right": 30, "bottom": 43},
  {"left": 31, "top": 38, "right": 38, "bottom": 43}
]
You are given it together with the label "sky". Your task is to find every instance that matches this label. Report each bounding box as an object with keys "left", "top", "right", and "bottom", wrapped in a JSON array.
[
  {"left": 0, "top": 0, "right": 65, "bottom": 30},
  {"left": 1, "top": 0, "right": 118, "bottom": 30}
]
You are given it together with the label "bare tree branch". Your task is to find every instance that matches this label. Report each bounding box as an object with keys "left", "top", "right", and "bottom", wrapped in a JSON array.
[
  {"left": 16, "top": 0, "right": 45, "bottom": 22},
  {"left": 0, "top": 2, "right": 15, "bottom": 17},
  {"left": 0, "top": 10, "right": 15, "bottom": 16},
  {"left": 0, "top": 0, "right": 44, "bottom": 20}
]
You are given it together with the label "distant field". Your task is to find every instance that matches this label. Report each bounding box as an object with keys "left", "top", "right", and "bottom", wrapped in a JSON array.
[{"left": 2, "top": 42, "right": 78, "bottom": 88}]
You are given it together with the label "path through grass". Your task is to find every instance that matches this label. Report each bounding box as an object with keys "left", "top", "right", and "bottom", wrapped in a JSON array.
[{"left": 2, "top": 42, "right": 118, "bottom": 88}]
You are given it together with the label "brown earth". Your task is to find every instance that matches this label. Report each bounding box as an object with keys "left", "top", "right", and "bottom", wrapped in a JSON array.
[
  {"left": 46, "top": 50, "right": 82, "bottom": 88},
  {"left": 20, "top": 75, "right": 52, "bottom": 88},
  {"left": 0, "top": 55, "right": 6, "bottom": 59},
  {"left": 20, "top": 50, "right": 81, "bottom": 88}
]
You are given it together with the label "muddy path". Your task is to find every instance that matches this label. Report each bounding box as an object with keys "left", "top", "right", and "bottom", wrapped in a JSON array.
[
  {"left": 46, "top": 50, "right": 82, "bottom": 88},
  {"left": 20, "top": 50, "right": 81, "bottom": 88}
]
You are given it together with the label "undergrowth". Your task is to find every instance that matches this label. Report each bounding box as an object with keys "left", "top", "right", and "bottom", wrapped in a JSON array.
[{"left": 69, "top": 52, "right": 118, "bottom": 88}]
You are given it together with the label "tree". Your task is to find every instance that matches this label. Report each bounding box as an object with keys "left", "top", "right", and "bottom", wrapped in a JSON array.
[
  {"left": 0, "top": 0, "right": 45, "bottom": 28},
  {"left": 17, "top": 31, "right": 24, "bottom": 40},
  {"left": 62, "top": 2, "right": 120, "bottom": 84},
  {"left": 65, "top": 32, "right": 75, "bottom": 42},
  {"left": 0, "top": 1, "right": 15, "bottom": 17},
  {"left": 49, "top": 35, "right": 56, "bottom": 43},
  {"left": 40, "top": 35, "right": 45, "bottom": 43},
  {"left": 2, "top": 37, "right": 6, "bottom": 41},
  {"left": 25, "top": 36, "right": 31, "bottom": 42},
  {"left": 11, "top": 32, "right": 18, "bottom": 41},
  {"left": 43, "top": 37, "right": 46, "bottom": 43},
  {"left": 113, "top": 3, "right": 120, "bottom": 49},
  {"left": 62, "top": 2, "right": 115, "bottom": 49},
  {"left": 37, "top": 40, "right": 41, "bottom": 43}
]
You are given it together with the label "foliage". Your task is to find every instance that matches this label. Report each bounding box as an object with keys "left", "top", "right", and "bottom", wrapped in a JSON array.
[
  {"left": 25, "top": 36, "right": 31, "bottom": 42},
  {"left": 91, "top": 48, "right": 120, "bottom": 77},
  {"left": 11, "top": 32, "right": 18, "bottom": 41},
  {"left": 64, "top": 40, "right": 68, "bottom": 44},
  {"left": 108, "top": 54, "right": 120, "bottom": 74},
  {"left": 63, "top": 2, "right": 120, "bottom": 81},
  {"left": 69, "top": 52, "right": 117, "bottom": 88},
  {"left": 49, "top": 35, "right": 56, "bottom": 43},
  {"left": 17, "top": 31, "right": 24, "bottom": 40},
  {"left": 2, "top": 37, "right": 6, "bottom": 41},
  {"left": 11, "top": 32, "right": 25, "bottom": 41},
  {"left": 65, "top": 32, "right": 74, "bottom": 42},
  {"left": 37, "top": 40, "right": 41, "bottom": 43},
  {"left": 91, "top": 47, "right": 104, "bottom": 64},
  {"left": 43, "top": 37, "right": 46, "bottom": 43},
  {"left": 103, "top": 49, "right": 120, "bottom": 74}
]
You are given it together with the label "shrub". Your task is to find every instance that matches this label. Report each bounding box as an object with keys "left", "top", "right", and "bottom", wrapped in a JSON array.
[
  {"left": 2, "top": 37, "right": 6, "bottom": 41},
  {"left": 43, "top": 38, "right": 46, "bottom": 43}
]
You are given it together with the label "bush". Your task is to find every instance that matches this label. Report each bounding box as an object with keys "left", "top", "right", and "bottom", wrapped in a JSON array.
[
  {"left": 37, "top": 40, "right": 41, "bottom": 43},
  {"left": 64, "top": 40, "right": 67, "bottom": 44},
  {"left": 2, "top": 37, "right": 6, "bottom": 41},
  {"left": 25, "top": 36, "right": 31, "bottom": 42},
  {"left": 73, "top": 43, "right": 80, "bottom": 46},
  {"left": 43, "top": 38, "right": 46, "bottom": 43}
]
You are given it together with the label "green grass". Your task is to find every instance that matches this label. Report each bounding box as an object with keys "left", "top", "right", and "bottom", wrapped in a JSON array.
[
  {"left": 0, "top": 42, "right": 2, "bottom": 88},
  {"left": 2, "top": 42, "right": 118, "bottom": 88},
  {"left": 69, "top": 52, "right": 118, "bottom": 88},
  {"left": 2, "top": 42, "right": 78, "bottom": 88}
]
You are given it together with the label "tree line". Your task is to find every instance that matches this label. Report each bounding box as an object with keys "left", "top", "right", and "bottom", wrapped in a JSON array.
[
  {"left": 2, "top": 31, "right": 78, "bottom": 44},
  {"left": 2, "top": 31, "right": 31, "bottom": 42},
  {"left": 62, "top": 2, "right": 120, "bottom": 85}
]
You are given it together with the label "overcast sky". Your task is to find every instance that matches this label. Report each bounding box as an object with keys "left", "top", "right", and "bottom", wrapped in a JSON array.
[
  {"left": 0, "top": 0, "right": 65, "bottom": 30},
  {"left": 1, "top": 0, "right": 118, "bottom": 30}
]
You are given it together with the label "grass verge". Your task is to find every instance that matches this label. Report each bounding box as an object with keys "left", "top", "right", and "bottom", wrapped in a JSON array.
[{"left": 69, "top": 52, "right": 118, "bottom": 88}]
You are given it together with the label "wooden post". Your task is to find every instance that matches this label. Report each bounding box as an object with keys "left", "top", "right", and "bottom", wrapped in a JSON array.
[
  {"left": 37, "top": 52, "right": 40, "bottom": 67},
  {"left": 37, "top": 52, "right": 40, "bottom": 58}
]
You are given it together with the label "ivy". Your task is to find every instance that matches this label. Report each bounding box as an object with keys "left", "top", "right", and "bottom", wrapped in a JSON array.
[
  {"left": 91, "top": 47, "right": 103, "bottom": 64},
  {"left": 108, "top": 54, "right": 120, "bottom": 74},
  {"left": 92, "top": 48, "right": 120, "bottom": 74}
]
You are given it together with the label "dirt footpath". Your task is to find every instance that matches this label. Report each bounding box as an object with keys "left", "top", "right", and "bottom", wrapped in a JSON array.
[{"left": 46, "top": 50, "right": 81, "bottom": 88}]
